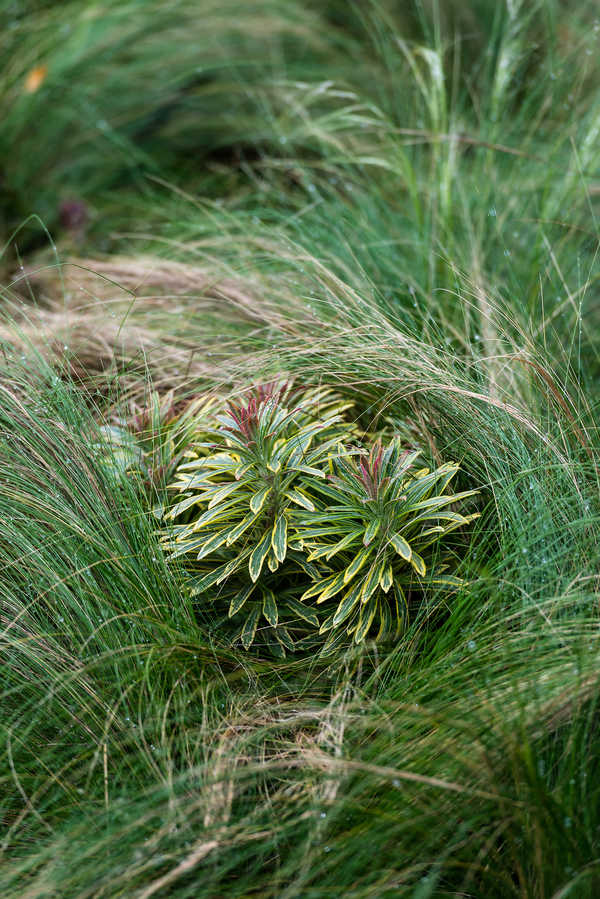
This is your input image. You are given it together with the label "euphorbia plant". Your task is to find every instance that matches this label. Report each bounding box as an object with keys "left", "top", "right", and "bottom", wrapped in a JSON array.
[
  {"left": 162, "top": 383, "right": 478, "bottom": 657},
  {"left": 162, "top": 383, "right": 351, "bottom": 651},
  {"left": 299, "top": 438, "right": 479, "bottom": 650}
]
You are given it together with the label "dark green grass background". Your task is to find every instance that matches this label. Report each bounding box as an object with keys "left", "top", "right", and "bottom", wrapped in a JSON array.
[{"left": 1, "top": 1, "right": 600, "bottom": 895}]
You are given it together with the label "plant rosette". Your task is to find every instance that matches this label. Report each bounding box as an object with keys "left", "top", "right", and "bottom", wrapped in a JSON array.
[
  {"left": 298, "top": 438, "right": 479, "bottom": 653},
  {"left": 162, "top": 383, "right": 352, "bottom": 653},
  {"left": 162, "top": 383, "right": 478, "bottom": 657}
]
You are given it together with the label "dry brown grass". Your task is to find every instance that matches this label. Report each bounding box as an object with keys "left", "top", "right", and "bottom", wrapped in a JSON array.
[{"left": 2, "top": 254, "right": 288, "bottom": 401}]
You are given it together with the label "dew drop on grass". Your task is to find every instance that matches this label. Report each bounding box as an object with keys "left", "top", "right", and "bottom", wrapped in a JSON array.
[
  {"left": 320, "top": 811, "right": 327, "bottom": 818},
  {"left": 488, "top": 207, "right": 497, "bottom": 217},
  {"left": 467, "top": 640, "right": 476, "bottom": 651},
  {"left": 538, "top": 759, "right": 546, "bottom": 776}
]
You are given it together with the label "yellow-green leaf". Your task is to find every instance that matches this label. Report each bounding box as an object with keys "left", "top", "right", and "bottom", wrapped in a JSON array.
[
  {"left": 192, "top": 504, "right": 235, "bottom": 531},
  {"left": 274, "top": 625, "right": 294, "bottom": 652},
  {"left": 301, "top": 573, "right": 337, "bottom": 601},
  {"left": 241, "top": 605, "right": 261, "bottom": 649},
  {"left": 168, "top": 494, "right": 201, "bottom": 519},
  {"left": 285, "top": 489, "right": 315, "bottom": 512},
  {"left": 316, "top": 570, "right": 347, "bottom": 604},
  {"left": 249, "top": 531, "right": 271, "bottom": 582},
  {"left": 344, "top": 546, "right": 372, "bottom": 584},
  {"left": 189, "top": 563, "right": 228, "bottom": 595},
  {"left": 332, "top": 582, "right": 362, "bottom": 627},
  {"left": 207, "top": 481, "right": 241, "bottom": 509},
  {"left": 226, "top": 512, "right": 257, "bottom": 546},
  {"left": 363, "top": 518, "right": 380, "bottom": 546},
  {"left": 361, "top": 563, "right": 382, "bottom": 603},
  {"left": 196, "top": 529, "right": 230, "bottom": 561},
  {"left": 271, "top": 514, "right": 288, "bottom": 563},
  {"left": 285, "top": 596, "right": 319, "bottom": 627},
  {"left": 319, "top": 613, "right": 335, "bottom": 635},
  {"left": 219, "top": 550, "right": 250, "bottom": 583},
  {"left": 250, "top": 486, "right": 271, "bottom": 514},
  {"left": 410, "top": 551, "right": 426, "bottom": 577},
  {"left": 390, "top": 533, "right": 412, "bottom": 561},
  {"left": 262, "top": 590, "right": 278, "bottom": 627},
  {"left": 379, "top": 562, "right": 393, "bottom": 593},
  {"left": 324, "top": 529, "right": 363, "bottom": 561},
  {"left": 229, "top": 583, "right": 256, "bottom": 617},
  {"left": 354, "top": 600, "right": 378, "bottom": 643}
]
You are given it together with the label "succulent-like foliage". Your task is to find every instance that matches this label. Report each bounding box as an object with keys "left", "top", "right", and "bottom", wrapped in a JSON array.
[
  {"left": 98, "top": 391, "right": 217, "bottom": 494},
  {"left": 299, "top": 438, "right": 479, "bottom": 650},
  {"left": 162, "top": 385, "right": 478, "bottom": 656},
  {"left": 161, "top": 383, "right": 352, "bottom": 651}
]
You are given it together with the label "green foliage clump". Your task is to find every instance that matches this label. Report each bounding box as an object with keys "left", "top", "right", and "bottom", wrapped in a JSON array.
[
  {"left": 303, "top": 440, "right": 479, "bottom": 649},
  {"left": 162, "top": 384, "right": 478, "bottom": 655}
]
